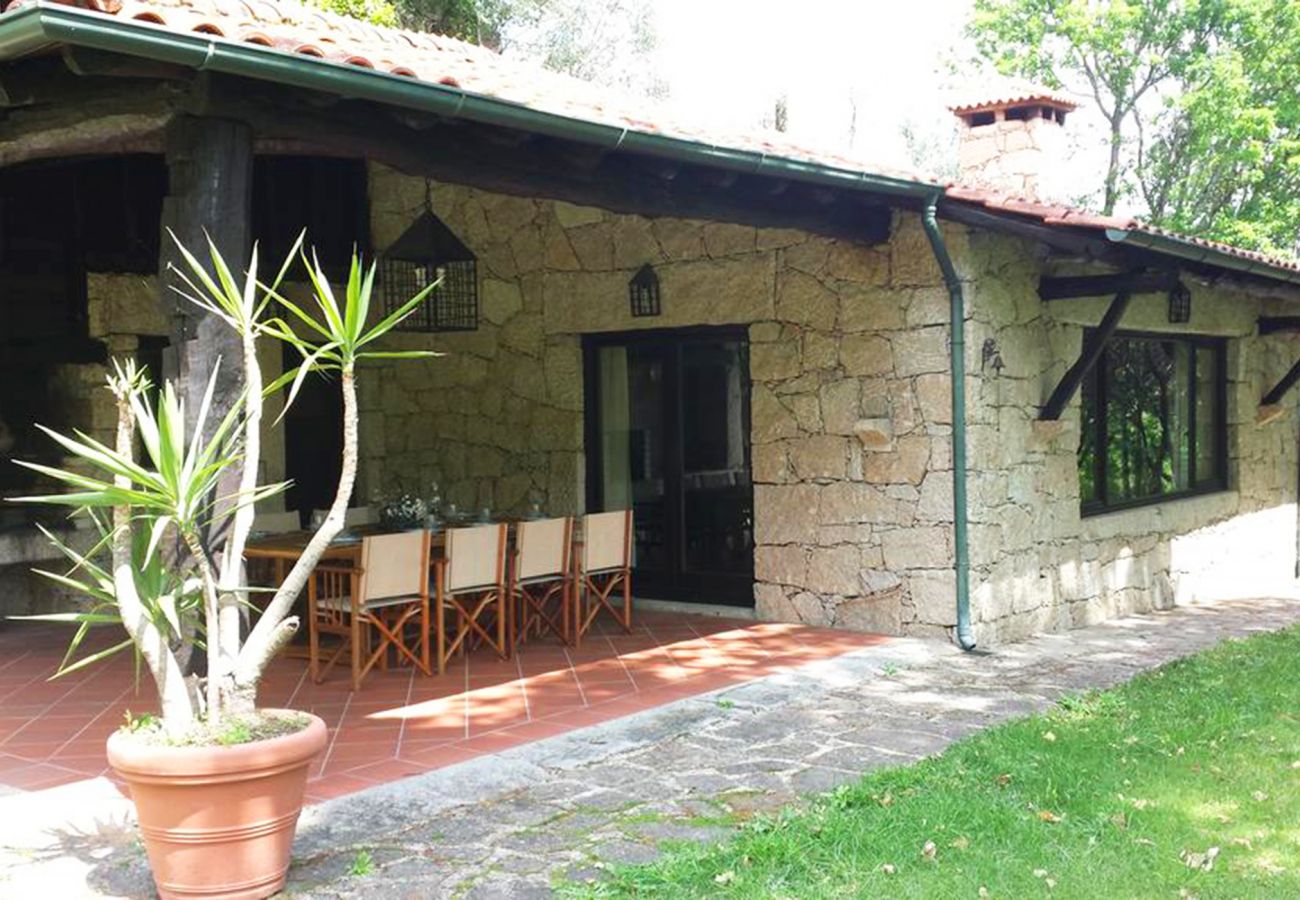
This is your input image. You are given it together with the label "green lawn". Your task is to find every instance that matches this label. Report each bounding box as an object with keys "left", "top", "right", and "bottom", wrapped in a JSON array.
[{"left": 569, "top": 626, "right": 1300, "bottom": 899}]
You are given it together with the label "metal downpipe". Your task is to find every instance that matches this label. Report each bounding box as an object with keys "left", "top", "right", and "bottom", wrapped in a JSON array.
[{"left": 921, "top": 195, "right": 977, "bottom": 651}]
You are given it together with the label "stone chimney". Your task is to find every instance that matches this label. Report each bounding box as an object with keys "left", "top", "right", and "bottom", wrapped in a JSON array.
[{"left": 950, "top": 85, "right": 1077, "bottom": 200}]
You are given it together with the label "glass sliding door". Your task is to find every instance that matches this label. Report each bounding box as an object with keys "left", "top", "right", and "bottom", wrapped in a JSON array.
[{"left": 585, "top": 328, "right": 754, "bottom": 605}]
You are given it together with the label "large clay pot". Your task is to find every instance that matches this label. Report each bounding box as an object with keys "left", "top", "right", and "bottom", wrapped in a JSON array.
[{"left": 107, "top": 711, "right": 327, "bottom": 900}]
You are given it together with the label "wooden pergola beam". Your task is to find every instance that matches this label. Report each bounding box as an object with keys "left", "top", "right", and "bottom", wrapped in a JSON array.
[
  {"left": 1258, "top": 316, "right": 1300, "bottom": 336},
  {"left": 197, "top": 79, "right": 893, "bottom": 244},
  {"left": 1038, "top": 270, "right": 1179, "bottom": 301},
  {"left": 1039, "top": 287, "right": 1134, "bottom": 421}
]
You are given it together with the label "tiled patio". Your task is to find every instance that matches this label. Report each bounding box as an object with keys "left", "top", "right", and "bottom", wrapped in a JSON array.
[{"left": 0, "top": 612, "right": 886, "bottom": 803}]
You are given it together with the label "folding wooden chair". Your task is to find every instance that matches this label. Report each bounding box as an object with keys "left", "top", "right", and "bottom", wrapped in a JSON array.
[
  {"left": 433, "top": 523, "right": 509, "bottom": 673},
  {"left": 575, "top": 509, "right": 633, "bottom": 644},
  {"left": 510, "top": 516, "right": 574, "bottom": 647},
  {"left": 307, "top": 530, "right": 432, "bottom": 690}
]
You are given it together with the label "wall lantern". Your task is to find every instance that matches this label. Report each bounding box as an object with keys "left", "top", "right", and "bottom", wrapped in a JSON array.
[
  {"left": 380, "top": 209, "right": 478, "bottom": 332},
  {"left": 629, "top": 263, "right": 661, "bottom": 317},
  {"left": 1168, "top": 281, "right": 1191, "bottom": 324}
]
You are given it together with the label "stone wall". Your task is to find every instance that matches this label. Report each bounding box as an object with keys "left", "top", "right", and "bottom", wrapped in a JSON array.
[
  {"left": 962, "top": 227, "right": 1300, "bottom": 643},
  {"left": 362, "top": 163, "right": 974, "bottom": 637},
  {"left": 362, "top": 163, "right": 1300, "bottom": 644}
]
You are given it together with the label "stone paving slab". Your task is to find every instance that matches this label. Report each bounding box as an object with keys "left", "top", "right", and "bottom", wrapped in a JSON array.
[{"left": 1, "top": 597, "right": 1296, "bottom": 899}]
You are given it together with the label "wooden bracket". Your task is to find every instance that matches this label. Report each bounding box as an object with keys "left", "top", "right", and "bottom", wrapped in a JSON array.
[
  {"left": 1262, "top": 358, "right": 1300, "bottom": 406},
  {"left": 1039, "top": 287, "right": 1134, "bottom": 421}
]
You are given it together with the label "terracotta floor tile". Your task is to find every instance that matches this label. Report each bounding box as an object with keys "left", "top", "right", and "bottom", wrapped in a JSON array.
[
  {"left": 343, "top": 758, "right": 433, "bottom": 783},
  {"left": 304, "top": 774, "right": 376, "bottom": 801},
  {"left": 0, "top": 615, "right": 888, "bottom": 802},
  {"left": 398, "top": 744, "right": 479, "bottom": 769}
]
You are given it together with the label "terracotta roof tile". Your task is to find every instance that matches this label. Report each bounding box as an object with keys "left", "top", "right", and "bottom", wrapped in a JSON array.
[
  {"left": 944, "top": 184, "right": 1300, "bottom": 276},
  {"left": 2, "top": 0, "right": 930, "bottom": 181},
  {"left": 948, "top": 78, "right": 1078, "bottom": 114}
]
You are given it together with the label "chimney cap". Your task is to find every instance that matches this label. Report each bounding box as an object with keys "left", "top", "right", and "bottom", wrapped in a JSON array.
[{"left": 948, "top": 79, "right": 1078, "bottom": 116}]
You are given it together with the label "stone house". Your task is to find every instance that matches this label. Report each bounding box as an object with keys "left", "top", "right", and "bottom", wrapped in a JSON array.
[{"left": 3, "top": 0, "right": 1300, "bottom": 647}]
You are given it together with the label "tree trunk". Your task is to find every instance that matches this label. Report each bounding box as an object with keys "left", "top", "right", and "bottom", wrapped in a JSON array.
[{"left": 1103, "top": 113, "right": 1124, "bottom": 215}]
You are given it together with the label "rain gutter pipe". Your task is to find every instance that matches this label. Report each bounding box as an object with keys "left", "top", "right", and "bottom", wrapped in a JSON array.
[
  {"left": 922, "top": 193, "right": 977, "bottom": 651},
  {"left": 0, "top": 2, "right": 980, "bottom": 649}
]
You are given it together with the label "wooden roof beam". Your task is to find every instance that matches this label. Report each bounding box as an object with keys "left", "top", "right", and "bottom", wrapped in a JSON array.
[{"left": 1038, "top": 269, "right": 1179, "bottom": 301}]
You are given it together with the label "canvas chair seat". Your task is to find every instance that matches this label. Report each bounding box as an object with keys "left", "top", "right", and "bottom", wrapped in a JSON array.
[
  {"left": 574, "top": 509, "right": 634, "bottom": 644},
  {"left": 510, "top": 516, "right": 575, "bottom": 646},
  {"left": 317, "top": 593, "right": 427, "bottom": 613},
  {"left": 308, "top": 530, "right": 432, "bottom": 690},
  {"left": 434, "top": 523, "right": 510, "bottom": 673}
]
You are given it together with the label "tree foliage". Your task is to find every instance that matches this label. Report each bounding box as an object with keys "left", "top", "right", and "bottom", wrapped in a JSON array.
[
  {"left": 309, "top": 0, "right": 661, "bottom": 95},
  {"left": 967, "top": 0, "right": 1300, "bottom": 256}
]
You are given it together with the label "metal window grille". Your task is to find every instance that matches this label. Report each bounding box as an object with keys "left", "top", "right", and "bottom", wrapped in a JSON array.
[{"left": 380, "top": 210, "right": 478, "bottom": 332}]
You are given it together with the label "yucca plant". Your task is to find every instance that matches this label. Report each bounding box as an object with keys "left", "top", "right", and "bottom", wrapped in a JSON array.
[{"left": 13, "top": 235, "right": 439, "bottom": 736}]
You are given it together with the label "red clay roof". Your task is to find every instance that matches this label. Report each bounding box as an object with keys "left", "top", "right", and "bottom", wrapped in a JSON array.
[
  {"left": 3, "top": 0, "right": 1299, "bottom": 284},
  {"left": 948, "top": 79, "right": 1078, "bottom": 114},
  {"left": 947, "top": 185, "right": 1300, "bottom": 278},
  {"left": 1, "top": 0, "right": 923, "bottom": 182}
]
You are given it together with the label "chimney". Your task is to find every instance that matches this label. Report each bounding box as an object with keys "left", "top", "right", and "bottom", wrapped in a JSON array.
[{"left": 950, "top": 85, "right": 1077, "bottom": 200}]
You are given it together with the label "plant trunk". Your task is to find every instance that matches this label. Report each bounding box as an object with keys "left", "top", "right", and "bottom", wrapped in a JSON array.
[
  {"left": 233, "top": 367, "right": 359, "bottom": 696},
  {"left": 184, "top": 530, "right": 223, "bottom": 728},
  {"left": 215, "top": 327, "right": 264, "bottom": 708},
  {"left": 109, "top": 380, "right": 196, "bottom": 734}
]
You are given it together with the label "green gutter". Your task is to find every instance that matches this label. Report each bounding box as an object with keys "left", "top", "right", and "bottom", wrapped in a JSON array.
[
  {"left": 1105, "top": 228, "right": 1300, "bottom": 288},
  {"left": 922, "top": 194, "right": 976, "bottom": 651},
  {"left": 0, "top": 4, "right": 935, "bottom": 202}
]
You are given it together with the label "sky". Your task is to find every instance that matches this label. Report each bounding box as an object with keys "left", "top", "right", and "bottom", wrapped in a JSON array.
[
  {"left": 642, "top": 0, "right": 1115, "bottom": 209},
  {"left": 652, "top": 0, "right": 972, "bottom": 170}
]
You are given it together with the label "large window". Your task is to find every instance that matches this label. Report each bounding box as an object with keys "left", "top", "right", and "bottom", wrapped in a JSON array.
[{"left": 1078, "top": 332, "right": 1227, "bottom": 514}]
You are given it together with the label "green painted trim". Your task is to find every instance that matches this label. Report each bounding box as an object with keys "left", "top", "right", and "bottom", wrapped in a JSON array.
[
  {"left": 1104, "top": 227, "right": 1300, "bottom": 287},
  {"left": 0, "top": 4, "right": 935, "bottom": 202},
  {"left": 922, "top": 194, "right": 976, "bottom": 651}
]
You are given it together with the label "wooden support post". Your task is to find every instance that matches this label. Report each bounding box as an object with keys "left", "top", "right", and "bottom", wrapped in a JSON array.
[
  {"left": 1262, "top": 358, "right": 1300, "bottom": 406},
  {"left": 157, "top": 115, "right": 253, "bottom": 423},
  {"left": 157, "top": 116, "right": 253, "bottom": 553},
  {"left": 1039, "top": 288, "right": 1133, "bottom": 421}
]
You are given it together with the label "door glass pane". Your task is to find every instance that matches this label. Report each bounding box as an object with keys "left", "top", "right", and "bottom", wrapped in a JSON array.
[
  {"left": 597, "top": 345, "right": 668, "bottom": 574},
  {"left": 681, "top": 340, "right": 752, "bottom": 575},
  {"left": 1194, "top": 346, "right": 1220, "bottom": 485}
]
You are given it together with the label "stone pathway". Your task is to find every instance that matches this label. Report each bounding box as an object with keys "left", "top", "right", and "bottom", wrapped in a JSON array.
[{"left": 3, "top": 597, "right": 1297, "bottom": 898}]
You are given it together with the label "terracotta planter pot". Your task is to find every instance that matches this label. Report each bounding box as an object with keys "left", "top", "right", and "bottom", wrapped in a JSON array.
[{"left": 107, "top": 711, "right": 327, "bottom": 900}]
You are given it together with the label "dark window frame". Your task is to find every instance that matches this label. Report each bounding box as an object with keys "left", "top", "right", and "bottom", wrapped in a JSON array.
[{"left": 1079, "top": 329, "right": 1229, "bottom": 517}]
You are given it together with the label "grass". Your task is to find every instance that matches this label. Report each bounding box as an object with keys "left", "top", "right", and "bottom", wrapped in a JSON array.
[
  {"left": 567, "top": 626, "right": 1300, "bottom": 899},
  {"left": 347, "top": 849, "right": 374, "bottom": 877}
]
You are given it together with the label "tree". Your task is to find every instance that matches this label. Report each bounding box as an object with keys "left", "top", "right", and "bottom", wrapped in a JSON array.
[
  {"left": 309, "top": 0, "right": 663, "bottom": 97},
  {"left": 967, "top": 0, "right": 1300, "bottom": 256},
  {"left": 1137, "top": 2, "right": 1300, "bottom": 255},
  {"left": 967, "top": 0, "right": 1223, "bottom": 216}
]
